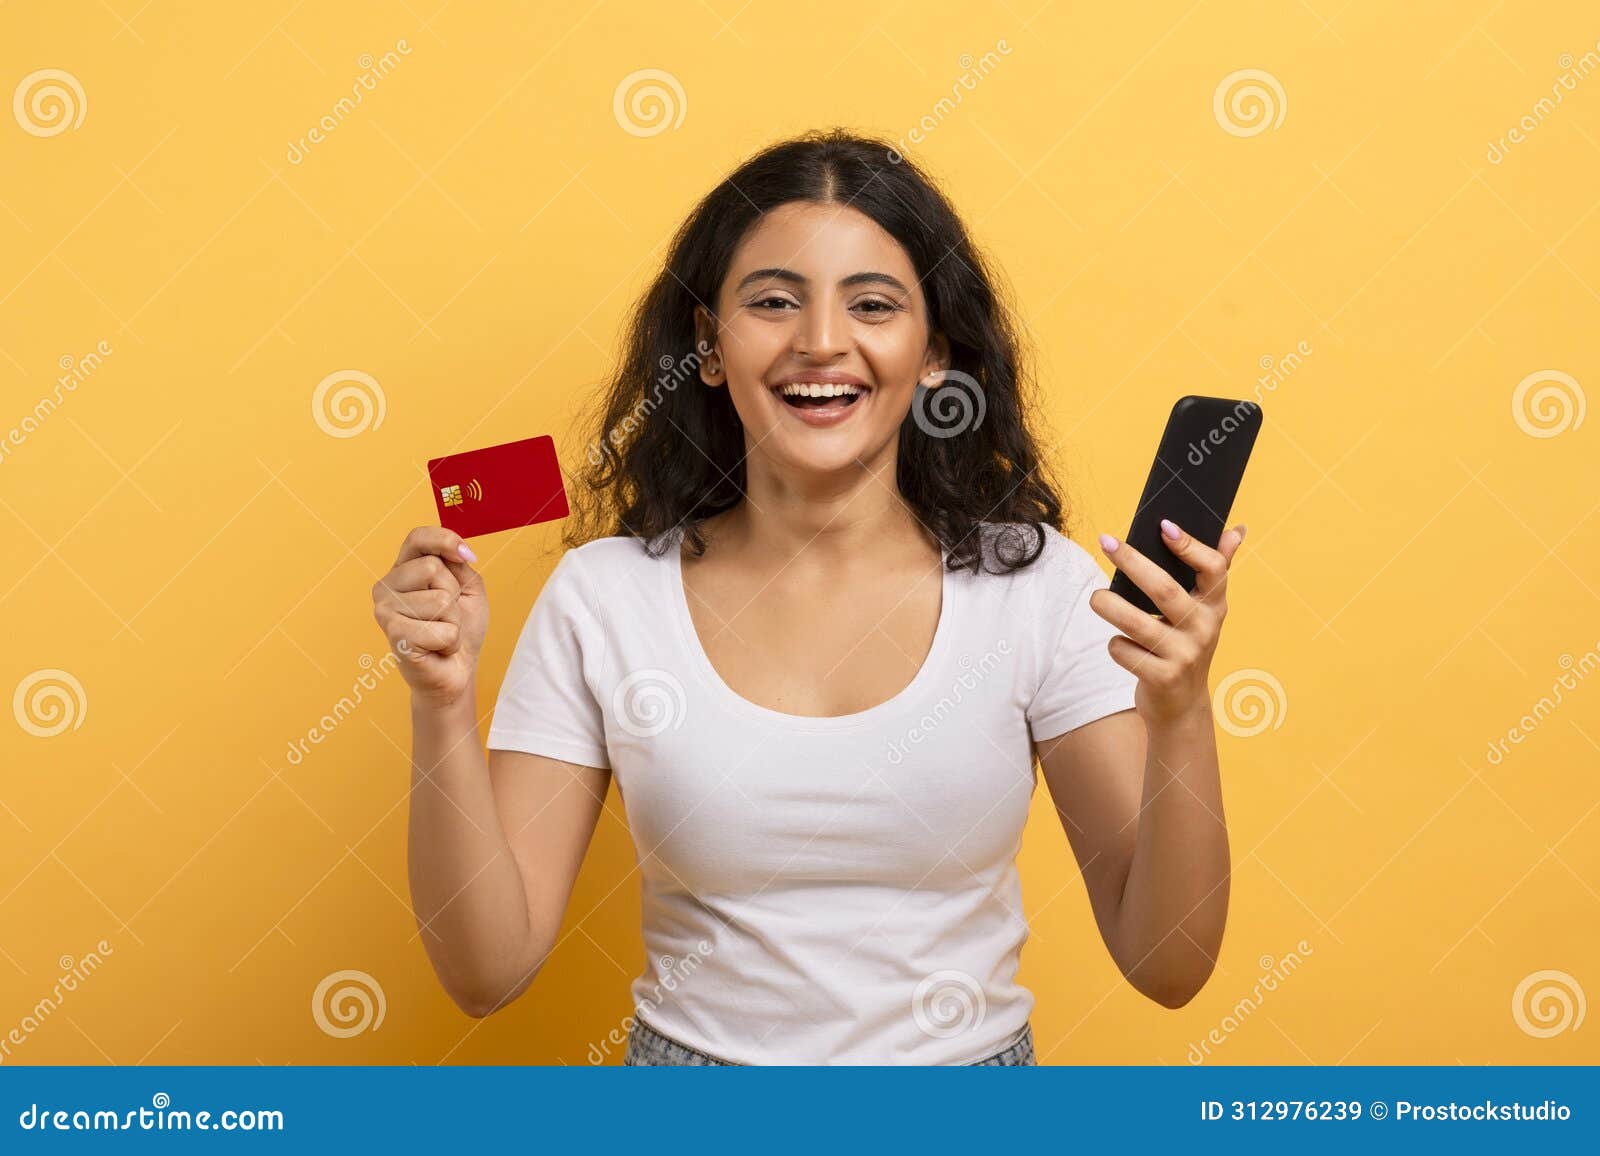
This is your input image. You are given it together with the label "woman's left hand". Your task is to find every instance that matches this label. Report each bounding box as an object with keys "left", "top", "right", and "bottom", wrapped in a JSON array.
[{"left": 1091, "top": 519, "right": 1246, "bottom": 726}]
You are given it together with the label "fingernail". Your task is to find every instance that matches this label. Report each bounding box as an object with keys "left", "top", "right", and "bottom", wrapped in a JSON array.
[
  {"left": 1236, "top": 523, "right": 1247, "bottom": 540},
  {"left": 1098, "top": 532, "right": 1119, "bottom": 553},
  {"left": 1160, "top": 518, "right": 1181, "bottom": 541},
  {"left": 458, "top": 542, "right": 478, "bottom": 563}
]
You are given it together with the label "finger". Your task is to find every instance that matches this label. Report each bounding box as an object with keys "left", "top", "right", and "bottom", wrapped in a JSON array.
[
  {"left": 1098, "top": 532, "right": 1192, "bottom": 621},
  {"left": 378, "top": 554, "right": 462, "bottom": 598},
  {"left": 1089, "top": 587, "right": 1184, "bottom": 657},
  {"left": 1106, "top": 633, "right": 1170, "bottom": 682},
  {"left": 396, "top": 525, "right": 479, "bottom": 568},
  {"left": 1216, "top": 522, "right": 1247, "bottom": 567},
  {"left": 1155, "top": 518, "right": 1229, "bottom": 596},
  {"left": 384, "top": 614, "right": 461, "bottom": 656},
  {"left": 385, "top": 587, "right": 460, "bottom": 624}
]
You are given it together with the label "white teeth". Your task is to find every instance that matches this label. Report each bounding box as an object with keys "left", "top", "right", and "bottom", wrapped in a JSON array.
[{"left": 778, "top": 382, "right": 863, "bottom": 398}]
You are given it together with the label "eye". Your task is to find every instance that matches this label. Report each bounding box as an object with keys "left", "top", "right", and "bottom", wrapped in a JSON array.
[
  {"left": 751, "top": 295, "right": 796, "bottom": 311},
  {"left": 853, "top": 298, "right": 901, "bottom": 315}
]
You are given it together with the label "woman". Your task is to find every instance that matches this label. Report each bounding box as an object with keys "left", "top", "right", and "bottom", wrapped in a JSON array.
[{"left": 370, "top": 129, "right": 1241, "bottom": 1066}]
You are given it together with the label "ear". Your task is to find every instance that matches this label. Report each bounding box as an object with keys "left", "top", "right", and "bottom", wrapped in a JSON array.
[
  {"left": 693, "top": 306, "right": 723, "bottom": 388},
  {"left": 921, "top": 331, "right": 951, "bottom": 383}
]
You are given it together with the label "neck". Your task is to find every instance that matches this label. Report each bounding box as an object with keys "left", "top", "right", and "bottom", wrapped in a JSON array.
[{"left": 715, "top": 446, "right": 933, "bottom": 571}]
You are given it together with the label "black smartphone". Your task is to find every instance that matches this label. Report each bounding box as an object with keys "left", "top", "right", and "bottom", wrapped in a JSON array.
[{"left": 1108, "top": 395, "right": 1263, "bottom": 616}]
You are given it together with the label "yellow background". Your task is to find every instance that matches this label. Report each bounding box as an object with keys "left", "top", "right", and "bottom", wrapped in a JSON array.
[{"left": 2, "top": 1, "right": 1596, "bottom": 1065}]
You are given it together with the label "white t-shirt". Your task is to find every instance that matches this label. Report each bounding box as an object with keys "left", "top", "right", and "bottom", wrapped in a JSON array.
[{"left": 485, "top": 521, "right": 1139, "bottom": 1064}]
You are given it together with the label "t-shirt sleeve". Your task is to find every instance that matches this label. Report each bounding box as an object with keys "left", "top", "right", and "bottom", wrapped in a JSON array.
[
  {"left": 485, "top": 549, "right": 611, "bottom": 769},
  {"left": 1026, "top": 529, "right": 1140, "bottom": 742}
]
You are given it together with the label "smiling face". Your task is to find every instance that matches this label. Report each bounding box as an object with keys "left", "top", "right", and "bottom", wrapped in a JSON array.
[{"left": 694, "top": 200, "right": 949, "bottom": 479}]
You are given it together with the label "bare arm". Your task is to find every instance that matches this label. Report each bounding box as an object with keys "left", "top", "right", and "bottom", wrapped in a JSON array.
[
  {"left": 1036, "top": 705, "right": 1228, "bottom": 1007},
  {"left": 374, "top": 526, "right": 608, "bottom": 1017},
  {"left": 1033, "top": 520, "right": 1247, "bottom": 1008},
  {"left": 408, "top": 691, "right": 610, "bottom": 1017}
]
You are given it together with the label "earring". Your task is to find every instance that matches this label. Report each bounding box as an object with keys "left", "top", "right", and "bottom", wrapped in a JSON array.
[{"left": 707, "top": 356, "right": 721, "bottom": 377}]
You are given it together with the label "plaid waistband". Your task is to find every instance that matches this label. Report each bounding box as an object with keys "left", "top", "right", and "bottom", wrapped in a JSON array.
[{"left": 623, "top": 1013, "right": 1036, "bottom": 1066}]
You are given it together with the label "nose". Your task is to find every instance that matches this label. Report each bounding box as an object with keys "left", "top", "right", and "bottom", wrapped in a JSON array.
[{"left": 794, "top": 294, "right": 849, "bottom": 361}]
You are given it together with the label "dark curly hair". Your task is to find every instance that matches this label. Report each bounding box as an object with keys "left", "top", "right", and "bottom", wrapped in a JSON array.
[{"left": 563, "top": 127, "right": 1070, "bottom": 575}]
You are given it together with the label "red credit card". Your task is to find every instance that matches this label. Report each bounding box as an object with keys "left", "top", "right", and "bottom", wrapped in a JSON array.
[{"left": 426, "top": 434, "right": 569, "bottom": 539}]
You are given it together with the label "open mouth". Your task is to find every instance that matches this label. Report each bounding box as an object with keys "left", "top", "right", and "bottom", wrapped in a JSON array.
[{"left": 773, "top": 381, "right": 869, "bottom": 412}]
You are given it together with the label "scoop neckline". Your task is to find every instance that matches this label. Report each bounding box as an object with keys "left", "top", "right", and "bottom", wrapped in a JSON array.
[{"left": 667, "top": 534, "right": 956, "bottom": 732}]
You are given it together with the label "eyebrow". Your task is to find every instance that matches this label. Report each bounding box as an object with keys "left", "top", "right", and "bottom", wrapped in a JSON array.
[{"left": 734, "top": 267, "right": 912, "bottom": 295}]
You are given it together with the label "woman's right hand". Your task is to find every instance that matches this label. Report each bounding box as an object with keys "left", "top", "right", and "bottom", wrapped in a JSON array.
[{"left": 371, "top": 527, "right": 489, "bottom": 707}]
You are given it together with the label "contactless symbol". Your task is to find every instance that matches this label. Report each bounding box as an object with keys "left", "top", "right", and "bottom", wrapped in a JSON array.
[{"left": 438, "top": 478, "right": 484, "bottom": 508}]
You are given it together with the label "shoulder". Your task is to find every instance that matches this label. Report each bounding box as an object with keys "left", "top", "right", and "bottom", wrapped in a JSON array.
[
  {"left": 538, "top": 535, "right": 662, "bottom": 608},
  {"left": 969, "top": 521, "right": 1102, "bottom": 590},
  {"left": 562, "top": 533, "right": 660, "bottom": 570}
]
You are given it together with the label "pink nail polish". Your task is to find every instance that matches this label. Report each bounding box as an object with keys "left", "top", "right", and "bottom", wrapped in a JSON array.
[
  {"left": 458, "top": 542, "right": 478, "bottom": 563},
  {"left": 1098, "top": 532, "right": 1118, "bottom": 553},
  {"left": 1160, "top": 518, "right": 1181, "bottom": 541}
]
